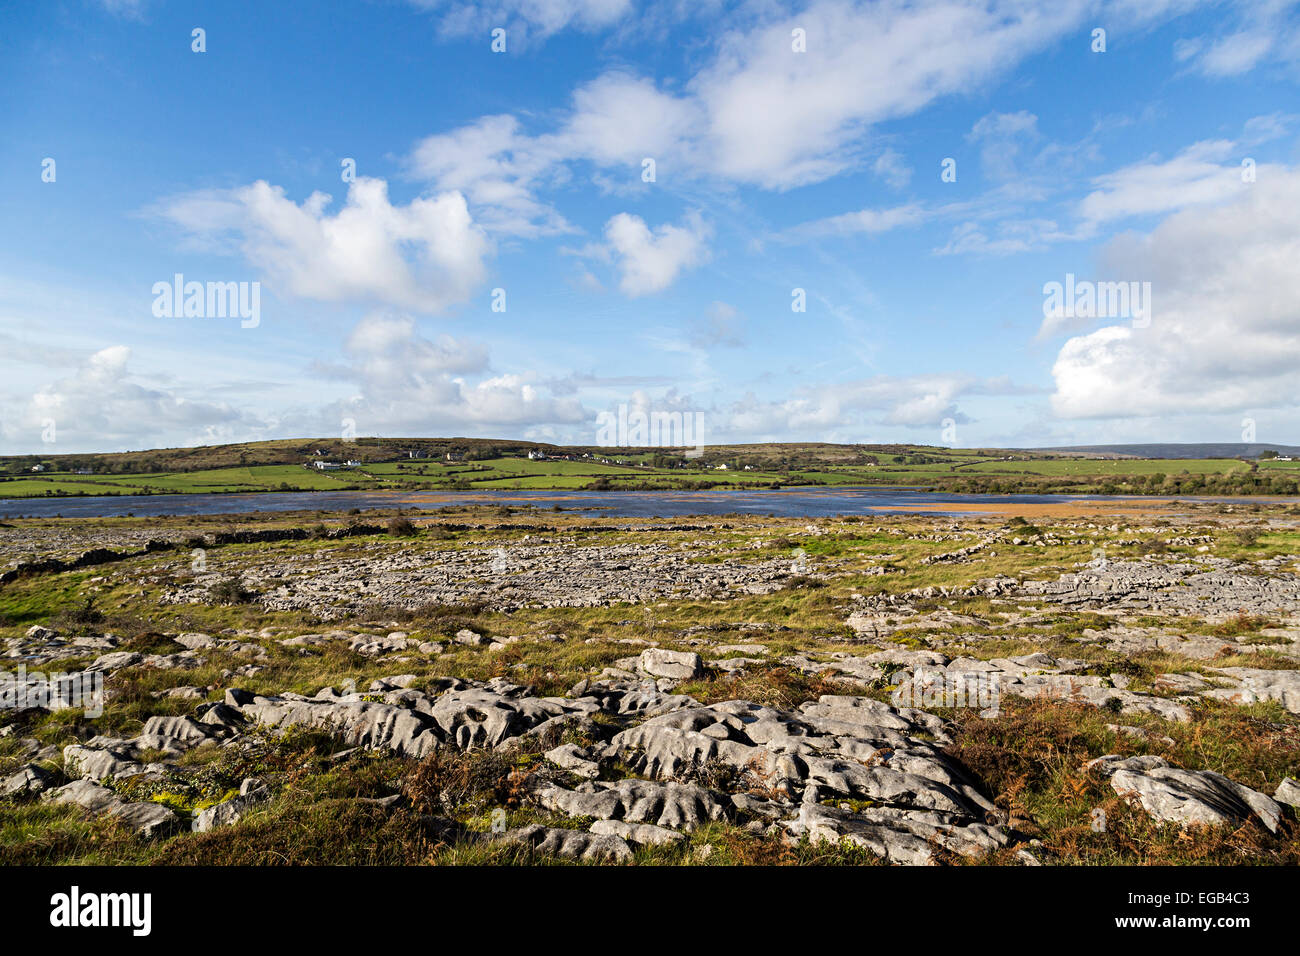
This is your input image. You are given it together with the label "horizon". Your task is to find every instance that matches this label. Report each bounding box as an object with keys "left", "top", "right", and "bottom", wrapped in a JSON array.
[{"left": 4, "top": 1, "right": 1299, "bottom": 455}]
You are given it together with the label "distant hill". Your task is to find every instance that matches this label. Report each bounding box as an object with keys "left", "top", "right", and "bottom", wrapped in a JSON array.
[
  {"left": 6, "top": 437, "right": 1297, "bottom": 477},
  {"left": 0, "top": 438, "right": 970, "bottom": 475},
  {"left": 1032, "top": 443, "right": 1300, "bottom": 459}
]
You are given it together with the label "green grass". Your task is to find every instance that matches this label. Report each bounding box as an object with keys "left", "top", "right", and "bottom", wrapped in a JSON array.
[
  {"left": 0, "top": 464, "right": 391, "bottom": 497},
  {"left": 5, "top": 442, "right": 1298, "bottom": 498}
]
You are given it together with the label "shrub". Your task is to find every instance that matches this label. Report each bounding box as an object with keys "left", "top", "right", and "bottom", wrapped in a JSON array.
[
  {"left": 386, "top": 516, "right": 418, "bottom": 537},
  {"left": 208, "top": 575, "right": 253, "bottom": 605},
  {"left": 1235, "top": 526, "right": 1263, "bottom": 547},
  {"left": 52, "top": 597, "right": 103, "bottom": 631}
]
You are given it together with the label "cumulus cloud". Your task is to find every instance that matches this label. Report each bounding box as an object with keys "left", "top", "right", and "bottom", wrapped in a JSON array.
[
  {"left": 562, "top": 72, "right": 702, "bottom": 166},
  {"left": 154, "top": 178, "right": 491, "bottom": 313},
  {"left": 313, "top": 313, "right": 588, "bottom": 434},
  {"left": 1050, "top": 165, "right": 1300, "bottom": 419},
  {"left": 313, "top": 313, "right": 490, "bottom": 383},
  {"left": 717, "top": 373, "right": 1028, "bottom": 438},
  {"left": 5, "top": 346, "right": 256, "bottom": 451},
  {"left": 407, "top": 74, "right": 700, "bottom": 237},
  {"left": 603, "top": 211, "right": 711, "bottom": 296},
  {"left": 406, "top": 115, "right": 575, "bottom": 238}
]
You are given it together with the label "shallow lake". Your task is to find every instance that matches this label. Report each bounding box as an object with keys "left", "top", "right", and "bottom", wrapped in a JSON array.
[{"left": 0, "top": 486, "right": 1191, "bottom": 520}]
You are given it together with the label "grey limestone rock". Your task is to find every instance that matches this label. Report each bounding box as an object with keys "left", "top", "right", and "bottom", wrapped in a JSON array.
[{"left": 1090, "top": 754, "right": 1282, "bottom": 833}]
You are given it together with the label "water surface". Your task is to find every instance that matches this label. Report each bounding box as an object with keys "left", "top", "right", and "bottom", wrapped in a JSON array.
[{"left": 0, "top": 487, "right": 1175, "bottom": 520}]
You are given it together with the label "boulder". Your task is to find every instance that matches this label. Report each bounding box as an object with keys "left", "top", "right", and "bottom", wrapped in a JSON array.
[
  {"left": 44, "top": 779, "right": 180, "bottom": 839},
  {"left": 590, "top": 819, "right": 685, "bottom": 847},
  {"left": 499, "top": 824, "right": 633, "bottom": 862},
  {"left": 1090, "top": 754, "right": 1282, "bottom": 833},
  {"left": 535, "top": 778, "right": 726, "bottom": 832},
  {"left": 1, "top": 763, "right": 57, "bottom": 796},
  {"left": 638, "top": 649, "right": 703, "bottom": 680},
  {"left": 544, "top": 743, "right": 601, "bottom": 779},
  {"left": 193, "top": 778, "right": 270, "bottom": 832}
]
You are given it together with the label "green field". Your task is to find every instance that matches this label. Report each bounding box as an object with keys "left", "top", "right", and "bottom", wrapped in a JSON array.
[
  {"left": 2, "top": 445, "right": 1296, "bottom": 498},
  {"left": 0, "top": 464, "right": 385, "bottom": 497}
]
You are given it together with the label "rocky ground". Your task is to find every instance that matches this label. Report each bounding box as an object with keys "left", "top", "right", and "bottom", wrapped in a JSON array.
[
  {"left": 1, "top": 504, "right": 1298, "bottom": 865},
  {"left": 160, "top": 538, "right": 818, "bottom": 616}
]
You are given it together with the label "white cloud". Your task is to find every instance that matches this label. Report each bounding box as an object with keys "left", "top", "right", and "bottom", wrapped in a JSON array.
[
  {"left": 407, "top": 0, "right": 1187, "bottom": 207},
  {"left": 603, "top": 210, "right": 711, "bottom": 296},
  {"left": 935, "top": 218, "right": 1073, "bottom": 256},
  {"left": 413, "top": 0, "right": 634, "bottom": 44},
  {"left": 1242, "top": 111, "right": 1296, "bottom": 144},
  {"left": 313, "top": 312, "right": 490, "bottom": 383},
  {"left": 96, "top": 0, "right": 147, "bottom": 18},
  {"left": 154, "top": 178, "right": 492, "bottom": 313},
  {"left": 561, "top": 72, "right": 701, "bottom": 166},
  {"left": 1051, "top": 165, "right": 1300, "bottom": 419},
  {"left": 313, "top": 313, "right": 588, "bottom": 433},
  {"left": 406, "top": 115, "right": 574, "bottom": 238},
  {"left": 407, "top": 74, "right": 699, "bottom": 236},
  {"left": 688, "top": 0, "right": 1091, "bottom": 189},
  {"left": 1175, "top": 1, "right": 1300, "bottom": 77},
  {"left": 690, "top": 301, "right": 747, "bottom": 348},
  {"left": 717, "top": 373, "right": 1027, "bottom": 437},
  {"left": 1076, "top": 139, "right": 1247, "bottom": 227},
  {"left": 872, "top": 148, "right": 913, "bottom": 189},
  {"left": 968, "top": 110, "right": 1041, "bottom": 181},
  {"left": 785, "top": 203, "right": 926, "bottom": 239},
  {"left": 5, "top": 346, "right": 256, "bottom": 452}
]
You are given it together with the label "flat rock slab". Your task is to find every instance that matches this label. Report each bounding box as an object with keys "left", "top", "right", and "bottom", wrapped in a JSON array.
[
  {"left": 787, "top": 802, "right": 1011, "bottom": 866},
  {"left": 1018, "top": 559, "right": 1300, "bottom": 618},
  {"left": 609, "top": 694, "right": 1007, "bottom": 864},
  {"left": 535, "top": 778, "right": 726, "bottom": 832},
  {"left": 1201, "top": 668, "right": 1300, "bottom": 713},
  {"left": 44, "top": 779, "right": 181, "bottom": 839},
  {"left": 638, "top": 648, "right": 703, "bottom": 680},
  {"left": 162, "top": 542, "right": 805, "bottom": 618},
  {"left": 1, "top": 764, "right": 57, "bottom": 796},
  {"left": 499, "top": 824, "right": 633, "bottom": 862},
  {"left": 890, "top": 656, "right": 1193, "bottom": 723},
  {"left": 589, "top": 819, "right": 686, "bottom": 846},
  {"left": 1090, "top": 754, "right": 1282, "bottom": 833}
]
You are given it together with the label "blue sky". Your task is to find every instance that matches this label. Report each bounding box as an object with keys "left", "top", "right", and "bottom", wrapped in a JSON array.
[{"left": 2, "top": 0, "right": 1299, "bottom": 454}]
